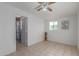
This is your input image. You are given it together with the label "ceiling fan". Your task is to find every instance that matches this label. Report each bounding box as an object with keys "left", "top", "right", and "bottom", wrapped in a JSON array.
[{"left": 35, "top": 2, "right": 56, "bottom": 12}]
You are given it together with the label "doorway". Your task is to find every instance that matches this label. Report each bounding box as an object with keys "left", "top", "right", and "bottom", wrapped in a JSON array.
[{"left": 16, "top": 16, "right": 28, "bottom": 49}]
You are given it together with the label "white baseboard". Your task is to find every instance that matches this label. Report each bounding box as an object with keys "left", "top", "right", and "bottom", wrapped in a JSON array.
[
  {"left": 0, "top": 47, "right": 16, "bottom": 56},
  {"left": 27, "top": 39, "right": 44, "bottom": 46}
]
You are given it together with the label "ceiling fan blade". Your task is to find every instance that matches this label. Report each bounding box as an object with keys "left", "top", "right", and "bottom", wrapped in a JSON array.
[
  {"left": 47, "top": 7, "right": 52, "bottom": 12},
  {"left": 35, "top": 5, "right": 42, "bottom": 9},
  {"left": 38, "top": 2, "right": 44, "bottom": 4},
  {"left": 37, "top": 7, "right": 43, "bottom": 11},
  {"left": 48, "top": 2, "right": 56, "bottom": 5}
]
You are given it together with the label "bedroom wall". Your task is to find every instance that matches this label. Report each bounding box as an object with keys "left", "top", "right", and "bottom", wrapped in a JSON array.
[
  {"left": 13, "top": 5, "right": 45, "bottom": 46},
  {"left": 0, "top": 3, "right": 44, "bottom": 55},
  {"left": 27, "top": 15, "right": 44, "bottom": 46},
  {"left": 0, "top": 3, "right": 16, "bottom": 55},
  {"left": 45, "top": 16, "right": 77, "bottom": 46}
]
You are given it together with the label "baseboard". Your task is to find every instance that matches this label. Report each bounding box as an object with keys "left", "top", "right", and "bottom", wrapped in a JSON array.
[
  {"left": 27, "top": 39, "right": 44, "bottom": 47},
  {"left": 48, "top": 40, "right": 77, "bottom": 47},
  {"left": 0, "top": 48, "right": 16, "bottom": 56}
]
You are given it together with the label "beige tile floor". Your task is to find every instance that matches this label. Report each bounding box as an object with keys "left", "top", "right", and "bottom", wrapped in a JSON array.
[{"left": 8, "top": 41, "right": 79, "bottom": 56}]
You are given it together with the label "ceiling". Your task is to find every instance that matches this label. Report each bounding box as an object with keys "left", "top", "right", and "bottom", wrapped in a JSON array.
[{"left": 5, "top": 2, "right": 79, "bottom": 20}]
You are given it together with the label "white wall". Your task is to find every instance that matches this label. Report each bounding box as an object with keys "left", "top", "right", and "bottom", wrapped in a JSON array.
[
  {"left": 0, "top": 3, "right": 16, "bottom": 55},
  {"left": 45, "top": 16, "right": 77, "bottom": 46},
  {"left": 0, "top": 3, "right": 44, "bottom": 55},
  {"left": 28, "top": 15, "right": 44, "bottom": 46}
]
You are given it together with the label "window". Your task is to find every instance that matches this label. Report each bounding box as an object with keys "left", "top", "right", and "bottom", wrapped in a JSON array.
[{"left": 49, "top": 21, "right": 58, "bottom": 30}]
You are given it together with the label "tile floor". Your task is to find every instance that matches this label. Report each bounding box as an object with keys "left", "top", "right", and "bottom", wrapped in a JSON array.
[{"left": 8, "top": 41, "right": 79, "bottom": 56}]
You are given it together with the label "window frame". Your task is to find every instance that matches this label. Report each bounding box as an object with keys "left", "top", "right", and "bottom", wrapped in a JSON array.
[{"left": 49, "top": 21, "right": 58, "bottom": 31}]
